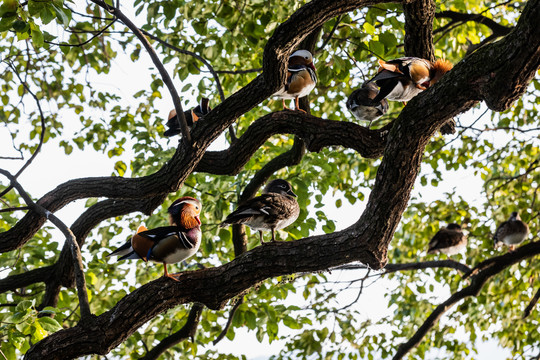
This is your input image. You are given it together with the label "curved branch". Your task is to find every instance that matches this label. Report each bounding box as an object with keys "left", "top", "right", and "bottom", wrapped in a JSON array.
[
  {"left": 196, "top": 111, "right": 390, "bottom": 175},
  {"left": 139, "top": 303, "right": 204, "bottom": 360},
  {"left": 0, "top": 63, "right": 47, "bottom": 199},
  {"left": 24, "top": 228, "right": 381, "bottom": 359},
  {"left": 0, "top": 266, "right": 53, "bottom": 294},
  {"left": 523, "top": 286, "right": 540, "bottom": 319},
  {"left": 90, "top": 0, "right": 191, "bottom": 142},
  {"left": 0, "top": 169, "right": 91, "bottom": 320},
  {"left": 435, "top": 10, "right": 512, "bottom": 36},
  {"left": 392, "top": 240, "right": 540, "bottom": 360},
  {"left": 213, "top": 298, "right": 243, "bottom": 345}
]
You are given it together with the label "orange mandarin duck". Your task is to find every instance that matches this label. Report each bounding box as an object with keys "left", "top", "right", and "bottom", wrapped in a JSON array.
[
  {"left": 273, "top": 50, "right": 317, "bottom": 112},
  {"left": 369, "top": 57, "right": 453, "bottom": 103},
  {"left": 109, "top": 197, "right": 202, "bottom": 280},
  {"left": 164, "top": 98, "right": 211, "bottom": 137}
]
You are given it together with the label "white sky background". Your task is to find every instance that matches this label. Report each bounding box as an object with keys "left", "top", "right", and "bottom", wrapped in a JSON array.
[{"left": 0, "top": 3, "right": 526, "bottom": 359}]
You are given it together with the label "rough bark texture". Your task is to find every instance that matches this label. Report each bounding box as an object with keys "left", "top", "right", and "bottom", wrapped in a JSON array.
[{"left": 403, "top": 0, "right": 436, "bottom": 61}]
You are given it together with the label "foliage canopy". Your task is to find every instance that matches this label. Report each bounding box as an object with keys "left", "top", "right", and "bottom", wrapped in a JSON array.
[{"left": 0, "top": 0, "right": 539, "bottom": 359}]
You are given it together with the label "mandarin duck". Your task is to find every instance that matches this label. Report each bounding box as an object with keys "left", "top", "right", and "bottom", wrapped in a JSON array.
[
  {"left": 273, "top": 50, "right": 317, "bottom": 112},
  {"left": 427, "top": 223, "right": 467, "bottom": 256},
  {"left": 493, "top": 211, "right": 529, "bottom": 251},
  {"left": 109, "top": 197, "right": 202, "bottom": 280},
  {"left": 369, "top": 57, "right": 453, "bottom": 103},
  {"left": 220, "top": 179, "right": 300, "bottom": 245},
  {"left": 164, "top": 98, "right": 211, "bottom": 137},
  {"left": 346, "top": 81, "right": 389, "bottom": 128}
]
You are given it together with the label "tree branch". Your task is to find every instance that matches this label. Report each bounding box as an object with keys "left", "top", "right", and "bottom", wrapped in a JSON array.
[
  {"left": 403, "top": 0, "right": 436, "bottom": 60},
  {"left": 90, "top": 0, "right": 191, "bottom": 143},
  {"left": 435, "top": 10, "right": 512, "bottom": 36},
  {"left": 196, "top": 111, "right": 390, "bottom": 175},
  {"left": 0, "top": 266, "right": 53, "bottom": 294},
  {"left": 0, "top": 63, "right": 47, "bottom": 199},
  {"left": 212, "top": 298, "right": 243, "bottom": 345},
  {"left": 0, "top": 169, "right": 91, "bottom": 320},
  {"left": 523, "top": 286, "right": 540, "bottom": 319},
  {"left": 393, "top": 240, "right": 540, "bottom": 360},
  {"left": 139, "top": 303, "right": 204, "bottom": 360},
  {"left": 335, "top": 259, "right": 471, "bottom": 274}
]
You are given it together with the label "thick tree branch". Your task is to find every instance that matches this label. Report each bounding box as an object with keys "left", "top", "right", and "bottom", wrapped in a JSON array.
[
  {"left": 393, "top": 240, "right": 540, "bottom": 360},
  {"left": 0, "top": 266, "right": 53, "bottom": 294},
  {"left": 0, "top": 169, "right": 91, "bottom": 320},
  {"left": 403, "top": 0, "right": 436, "bottom": 60},
  {"left": 196, "top": 112, "right": 390, "bottom": 175}
]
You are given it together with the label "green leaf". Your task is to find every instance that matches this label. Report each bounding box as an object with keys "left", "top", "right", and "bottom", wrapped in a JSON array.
[
  {"left": 37, "top": 317, "right": 63, "bottom": 333},
  {"left": 31, "top": 28, "right": 44, "bottom": 48}
]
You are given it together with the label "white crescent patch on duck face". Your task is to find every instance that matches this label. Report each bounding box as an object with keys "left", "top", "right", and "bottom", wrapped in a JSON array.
[
  {"left": 290, "top": 50, "right": 312, "bottom": 62},
  {"left": 171, "top": 199, "right": 201, "bottom": 208}
]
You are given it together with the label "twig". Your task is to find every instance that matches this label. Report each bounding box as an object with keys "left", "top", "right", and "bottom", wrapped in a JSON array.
[
  {"left": 523, "top": 286, "right": 540, "bottom": 319},
  {"left": 139, "top": 29, "right": 237, "bottom": 141},
  {"left": 334, "top": 259, "right": 471, "bottom": 275},
  {"left": 0, "top": 206, "right": 29, "bottom": 213},
  {"left": 0, "top": 169, "right": 92, "bottom": 321},
  {"left": 435, "top": 11, "right": 512, "bottom": 36},
  {"left": 0, "top": 156, "right": 23, "bottom": 160},
  {"left": 337, "top": 269, "right": 370, "bottom": 311},
  {"left": 393, "top": 241, "right": 540, "bottom": 360},
  {"left": 213, "top": 297, "right": 244, "bottom": 345},
  {"left": 45, "top": 19, "right": 117, "bottom": 47},
  {"left": 0, "top": 62, "right": 47, "bottom": 199},
  {"left": 212, "top": 68, "right": 262, "bottom": 74},
  {"left": 428, "top": 108, "right": 488, "bottom": 158},
  {"left": 90, "top": 0, "right": 191, "bottom": 143},
  {"left": 316, "top": 15, "right": 342, "bottom": 52},
  {"left": 139, "top": 303, "right": 204, "bottom": 360}
]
